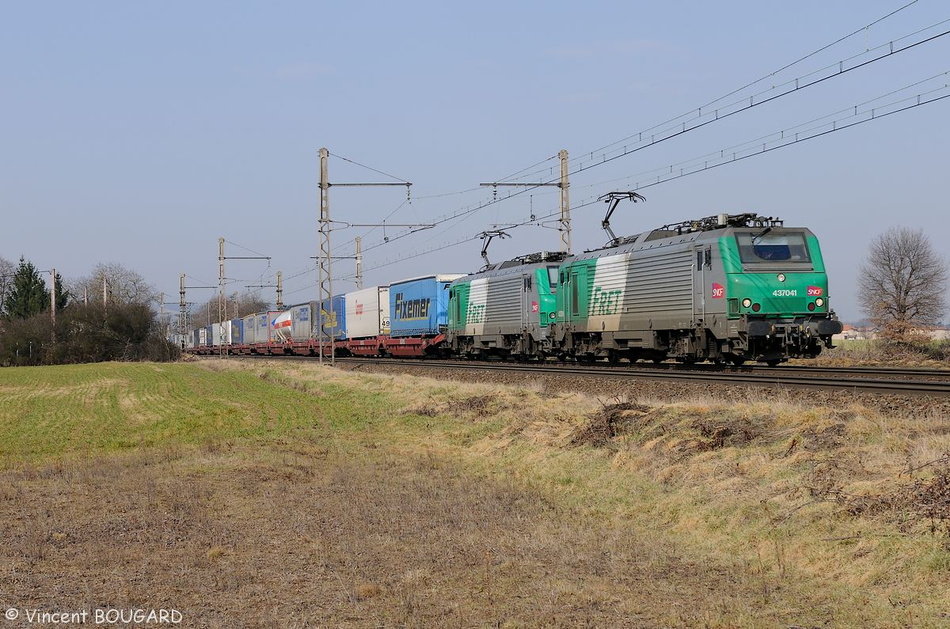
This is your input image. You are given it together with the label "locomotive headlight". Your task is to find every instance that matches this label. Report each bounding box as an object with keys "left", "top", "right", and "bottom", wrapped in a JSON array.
[
  {"left": 742, "top": 298, "right": 752, "bottom": 308},
  {"left": 815, "top": 297, "right": 825, "bottom": 307},
  {"left": 777, "top": 273, "right": 786, "bottom": 282}
]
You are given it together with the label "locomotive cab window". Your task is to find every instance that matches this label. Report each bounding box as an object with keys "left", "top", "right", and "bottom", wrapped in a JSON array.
[
  {"left": 736, "top": 231, "right": 811, "bottom": 264},
  {"left": 547, "top": 267, "right": 559, "bottom": 290}
]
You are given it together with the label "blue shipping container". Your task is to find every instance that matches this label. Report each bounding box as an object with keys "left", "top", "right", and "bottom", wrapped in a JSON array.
[
  {"left": 389, "top": 274, "right": 463, "bottom": 337},
  {"left": 317, "top": 295, "right": 346, "bottom": 340},
  {"left": 242, "top": 314, "right": 257, "bottom": 344},
  {"left": 230, "top": 319, "right": 244, "bottom": 345}
]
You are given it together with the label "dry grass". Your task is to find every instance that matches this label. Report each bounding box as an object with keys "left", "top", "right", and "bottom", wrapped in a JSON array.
[
  {"left": 2, "top": 359, "right": 950, "bottom": 627},
  {"left": 338, "top": 360, "right": 950, "bottom": 626},
  {"left": 806, "top": 338, "right": 950, "bottom": 368},
  {"left": 1, "top": 441, "right": 812, "bottom": 628}
]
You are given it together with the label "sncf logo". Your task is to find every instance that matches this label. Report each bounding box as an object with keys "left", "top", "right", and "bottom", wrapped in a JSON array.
[
  {"left": 711, "top": 283, "right": 725, "bottom": 299},
  {"left": 807, "top": 286, "right": 823, "bottom": 297}
]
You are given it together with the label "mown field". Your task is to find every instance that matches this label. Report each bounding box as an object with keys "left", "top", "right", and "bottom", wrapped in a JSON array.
[{"left": 1, "top": 360, "right": 949, "bottom": 627}]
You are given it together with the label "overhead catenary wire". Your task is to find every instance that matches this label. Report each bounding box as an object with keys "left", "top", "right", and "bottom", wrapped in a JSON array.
[
  {"left": 495, "top": 153, "right": 560, "bottom": 183},
  {"left": 184, "top": 274, "right": 216, "bottom": 288},
  {"left": 338, "top": 233, "right": 482, "bottom": 279},
  {"left": 412, "top": 186, "right": 485, "bottom": 200},
  {"left": 254, "top": 5, "right": 947, "bottom": 297},
  {"left": 421, "top": 4, "right": 938, "bottom": 190},
  {"left": 573, "top": 69, "right": 950, "bottom": 192},
  {"left": 613, "top": 71, "right": 950, "bottom": 193},
  {"left": 567, "top": 19, "right": 950, "bottom": 174},
  {"left": 330, "top": 152, "right": 411, "bottom": 184},
  {"left": 352, "top": 18, "right": 950, "bottom": 258},
  {"left": 329, "top": 198, "right": 412, "bottom": 256},
  {"left": 223, "top": 239, "right": 271, "bottom": 260},
  {"left": 347, "top": 71, "right": 950, "bottom": 276},
  {"left": 574, "top": 0, "right": 925, "bottom": 167},
  {"left": 294, "top": 95, "right": 950, "bottom": 288},
  {"left": 171, "top": 4, "right": 933, "bottom": 304}
]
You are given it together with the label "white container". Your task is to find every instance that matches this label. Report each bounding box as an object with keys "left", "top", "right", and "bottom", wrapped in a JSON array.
[
  {"left": 211, "top": 321, "right": 232, "bottom": 345},
  {"left": 290, "top": 302, "right": 315, "bottom": 341},
  {"left": 345, "top": 286, "right": 390, "bottom": 339}
]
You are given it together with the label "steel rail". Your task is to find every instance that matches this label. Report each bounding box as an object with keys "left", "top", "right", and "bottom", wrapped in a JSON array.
[
  {"left": 327, "top": 357, "right": 950, "bottom": 396},
  {"left": 214, "top": 354, "right": 950, "bottom": 395}
]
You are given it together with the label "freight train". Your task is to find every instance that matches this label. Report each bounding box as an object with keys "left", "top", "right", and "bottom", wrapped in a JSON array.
[{"left": 183, "top": 212, "right": 843, "bottom": 366}]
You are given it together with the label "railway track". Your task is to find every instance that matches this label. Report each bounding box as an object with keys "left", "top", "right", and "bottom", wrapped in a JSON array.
[
  {"left": 600, "top": 362, "right": 950, "bottom": 381},
  {"left": 224, "top": 355, "right": 950, "bottom": 397}
]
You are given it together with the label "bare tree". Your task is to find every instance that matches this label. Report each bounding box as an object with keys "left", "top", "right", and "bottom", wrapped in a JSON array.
[
  {"left": 70, "top": 262, "right": 156, "bottom": 306},
  {"left": 0, "top": 255, "right": 14, "bottom": 313},
  {"left": 858, "top": 227, "right": 948, "bottom": 340},
  {"left": 190, "top": 292, "right": 271, "bottom": 326}
]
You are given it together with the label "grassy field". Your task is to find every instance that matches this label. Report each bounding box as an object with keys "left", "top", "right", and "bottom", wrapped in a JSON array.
[{"left": 1, "top": 360, "right": 949, "bottom": 627}]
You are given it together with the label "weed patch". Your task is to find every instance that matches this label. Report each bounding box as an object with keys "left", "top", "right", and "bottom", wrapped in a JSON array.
[
  {"left": 842, "top": 459, "right": 950, "bottom": 536},
  {"left": 570, "top": 400, "right": 650, "bottom": 447}
]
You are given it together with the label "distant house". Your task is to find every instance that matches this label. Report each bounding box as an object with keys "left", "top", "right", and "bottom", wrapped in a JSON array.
[
  {"left": 928, "top": 326, "right": 950, "bottom": 341},
  {"left": 834, "top": 324, "right": 950, "bottom": 342},
  {"left": 834, "top": 324, "right": 866, "bottom": 341}
]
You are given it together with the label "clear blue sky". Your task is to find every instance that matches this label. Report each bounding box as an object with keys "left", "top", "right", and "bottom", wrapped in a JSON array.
[{"left": 2, "top": 1, "right": 948, "bottom": 322}]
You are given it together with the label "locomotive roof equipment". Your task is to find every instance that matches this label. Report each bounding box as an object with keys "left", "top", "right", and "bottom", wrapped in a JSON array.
[
  {"left": 659, "top": 212, "right": 784, "bottom": 235},
  {"left": 478, "top": 229, "right": 511, "bottom": 270},
  {"left": 598, "top": 191, "right": 647, "bottom": 248}
]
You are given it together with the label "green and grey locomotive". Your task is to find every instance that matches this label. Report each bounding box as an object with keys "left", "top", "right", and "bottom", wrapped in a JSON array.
[
  {"left": 553, "top": 213, "right": 841, "bottom": 365},
  {"left": 447, "top": 213, "right": 842, "bottom": 366},
  {"left": 447, "top": 251, "right": 567, "bottom": 359}
]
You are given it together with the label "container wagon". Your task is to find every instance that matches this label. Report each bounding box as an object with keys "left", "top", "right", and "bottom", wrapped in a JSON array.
[{"left": 386, "top": 274, "right": 463, "bottom": 356}]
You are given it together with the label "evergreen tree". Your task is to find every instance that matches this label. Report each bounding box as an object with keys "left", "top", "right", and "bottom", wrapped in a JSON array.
[
  {"left": 3, "top": 257, "right": 49, "bottom": 320},
  {"left": 53, "top": 271, "right": 69, "bottom": 311}
]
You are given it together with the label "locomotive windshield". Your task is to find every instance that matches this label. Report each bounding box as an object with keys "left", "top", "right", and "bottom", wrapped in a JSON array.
[{"left": 736, "top": 231, "right": 810, "bottom": 264}]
